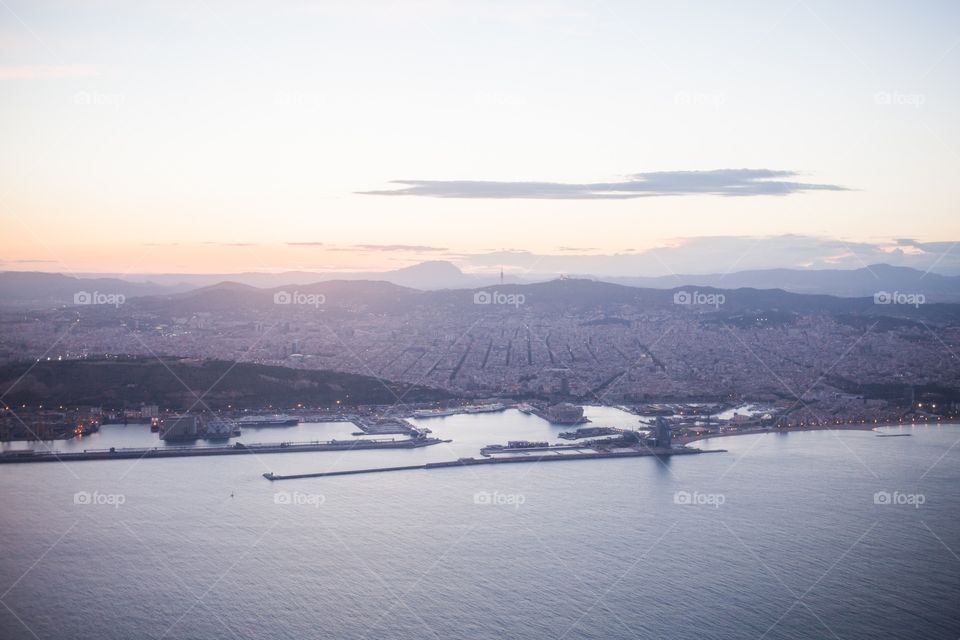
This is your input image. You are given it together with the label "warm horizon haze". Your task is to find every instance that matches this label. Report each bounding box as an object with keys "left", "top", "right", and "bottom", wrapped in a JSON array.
[
  {"left": 2, "top": 3, "right": 959, "bottom": 640},
  {"left": 2, "top": 1, "right": 960, "bottom": 276}
]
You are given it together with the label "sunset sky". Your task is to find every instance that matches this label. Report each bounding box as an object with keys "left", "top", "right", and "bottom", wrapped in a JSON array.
[{"left": 2, "top": 0, "right": 959, "bottom": 276}]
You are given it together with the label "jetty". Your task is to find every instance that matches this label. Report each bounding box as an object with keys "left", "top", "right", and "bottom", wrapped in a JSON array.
[
  {"left": 262, "top": 445, "right": 725, "bottom": 480},
  {"left": 0, "top": 437, "right": 451, "bottom": 464}
]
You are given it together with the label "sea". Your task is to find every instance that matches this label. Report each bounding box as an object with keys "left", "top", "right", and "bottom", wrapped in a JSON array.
[{"left": 1, "top": 406, "right": 958, "bottom": 639}]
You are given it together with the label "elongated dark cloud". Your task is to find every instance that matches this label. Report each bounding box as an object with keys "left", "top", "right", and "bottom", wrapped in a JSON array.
[
  {"left": 354, "top": 244, "right": 448, "bottom": 252},
  {"left": 359, "top": 169, "right": 847, "bottom": 199},
  {"left": 202, "top": 242, "right": 259, "bottom": 247}
]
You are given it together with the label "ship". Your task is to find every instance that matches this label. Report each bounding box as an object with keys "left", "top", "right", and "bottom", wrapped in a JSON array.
[
  {"left": 461, "top": 403, "right": 507, "bottom": 414},
  {"left": 235, "top": 415, "right": 300, "bottom": 427},
  {"left": 413, "top": 403, "right": 507, "bottom": 417},
  {"left": 484, "top": 440, "right": 549, "bottom": 450},
  {"left": 202, "top": 417, "right": 242, "bottom": 439},
  {"left": 412, "top": 409, "right": 456, "bottom": 419},
  {"left": 558, "top": 426, "right": 618, "bottom": 440}
]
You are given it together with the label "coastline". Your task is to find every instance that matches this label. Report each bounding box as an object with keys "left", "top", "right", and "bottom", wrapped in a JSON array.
[{"left": 674, "top": 421, "right": 950, "bottom": 445}]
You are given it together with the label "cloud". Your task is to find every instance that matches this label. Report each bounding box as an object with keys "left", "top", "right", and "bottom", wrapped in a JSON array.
[
  {"left": 287, "top": 241, "right": 325, "bottom": 246},
  {"left": 453, "top": 235, "right": 960, "bottom": 276},
  {"left": 354, "top": 244, "right": 448, "bottom": 252},
  {"left": 359, "top": 169, "right": 848, "bottom": 199},
  {"left": 202, "top": 242, "right": 258, "bottom": 247}
]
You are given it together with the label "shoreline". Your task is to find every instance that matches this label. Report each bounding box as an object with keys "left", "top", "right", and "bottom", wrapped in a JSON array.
[{"left": 674, "top": 421, "right": 949, "bottom": 445}]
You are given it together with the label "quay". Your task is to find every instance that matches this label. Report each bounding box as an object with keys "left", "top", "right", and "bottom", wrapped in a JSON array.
[
  {"left": 0, "top": 437, "right": 451, "bottom": 464},
  {"left": 262, "top": 446, "right": 726, "bottom": 480}
]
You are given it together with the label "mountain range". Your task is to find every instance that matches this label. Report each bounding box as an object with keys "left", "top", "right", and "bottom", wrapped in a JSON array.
[{"left": 1, "top": 261, "right": 959, "bottom": 308}]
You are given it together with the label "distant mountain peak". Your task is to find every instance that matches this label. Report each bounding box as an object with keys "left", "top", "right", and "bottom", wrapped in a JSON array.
[{"left": 393, "top": 260, "right": 463, "bottom": 275}]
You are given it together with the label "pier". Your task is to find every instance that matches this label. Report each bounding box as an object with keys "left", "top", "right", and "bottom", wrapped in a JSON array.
[
  {"left": 0, "top": 437, "right": 451, "bottom": 464},
  {"left": 262, "top": 446, "right": 726, "bottom": 480}
]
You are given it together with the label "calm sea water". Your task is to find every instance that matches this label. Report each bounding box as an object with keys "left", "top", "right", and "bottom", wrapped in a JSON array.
[{"left": 1, "top": 408, "right": 958, "bottom": 639}]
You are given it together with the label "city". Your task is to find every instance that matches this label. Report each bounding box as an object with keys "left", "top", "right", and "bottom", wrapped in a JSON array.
[{"left": 2, "top": 1, "right": 959, "bottom": 639}]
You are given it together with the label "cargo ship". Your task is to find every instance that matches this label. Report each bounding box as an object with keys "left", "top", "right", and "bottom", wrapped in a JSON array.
[
  {"left": 413, "top": 403, "right": 507, "bottom": 418},
  {"left": 558, "top": 427, "right": 619, "bottom": 440},
  {"left": 235, "top": 415, "right": 300, "bottom": 427}
]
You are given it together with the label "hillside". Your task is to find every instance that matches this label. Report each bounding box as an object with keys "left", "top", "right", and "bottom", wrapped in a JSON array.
[{"left": 0, "top": 357, "right": 449, "bottom": 409}]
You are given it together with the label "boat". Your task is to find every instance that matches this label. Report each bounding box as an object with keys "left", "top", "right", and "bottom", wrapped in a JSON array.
[
  {"left": 462, "top": 403, "right": 507, "bottom": 414},
  {"left": 412, "top": 409, "right": 456, "bottom": 418},
  {"left": 504, "top": 440, "right": 549, "bottom": 449},
  {"left": 235, "top": 415, "right": 300, "bottom": 427},
  {"left": 480, "top": 441, "right": 553, "bottom": 455},
  {"left": 202, "top": 417, "right": 241, "bottom": 438}
]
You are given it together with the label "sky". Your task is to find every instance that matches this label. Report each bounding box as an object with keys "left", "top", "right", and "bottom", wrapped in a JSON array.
[{"left": 1, "top": 0, "right": 959, "bottom": 276}]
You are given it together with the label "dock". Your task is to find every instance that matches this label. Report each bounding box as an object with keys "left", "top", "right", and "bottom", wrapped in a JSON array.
[
  {"left": 262, "top": 446, "right": 726, "bottom": 480},
  {"left": 0, "top": 437, "right": 451, "bottom": 464}
]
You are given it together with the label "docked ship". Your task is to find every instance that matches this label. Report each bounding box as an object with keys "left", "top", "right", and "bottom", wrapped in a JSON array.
[
  {"left": 412, "top": 408, "right": 456, "bottom": 419},
  {"left": 484, "top": 440, "right": 549, "bottom": 450},
  {"left": 159, "top": 415, "right": 242, "bottom": 441},
  {"left": 235, "top": 415, "right": 300, "bottom": 427},
  {"left": 202, "top": 417, "right": 241, "bottom": 439},
  {"left": 461, "top": 403, "right": 507, "bottom": 414}
]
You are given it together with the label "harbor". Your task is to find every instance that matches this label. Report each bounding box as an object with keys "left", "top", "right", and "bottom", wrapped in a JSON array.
[{"left": 0, "top": 404, "right": 928, "bottom": 472}]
